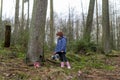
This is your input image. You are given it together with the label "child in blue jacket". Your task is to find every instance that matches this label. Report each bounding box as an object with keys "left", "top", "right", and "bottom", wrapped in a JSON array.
[{"left": 54, "top": 32, "right": 71, "bottom": 69}]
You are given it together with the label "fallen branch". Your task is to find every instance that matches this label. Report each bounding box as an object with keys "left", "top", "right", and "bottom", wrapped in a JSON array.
[{"left": 46, "top": 59, "right": 60, "bottom": 64}]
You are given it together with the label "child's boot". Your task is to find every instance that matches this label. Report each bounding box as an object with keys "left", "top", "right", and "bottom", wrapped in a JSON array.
[
  {"left": 66, "top": 62, "right": 71, "bottom": 69},
  {"left": 61, "top": 62, "right": 64, "bottom": 68}
]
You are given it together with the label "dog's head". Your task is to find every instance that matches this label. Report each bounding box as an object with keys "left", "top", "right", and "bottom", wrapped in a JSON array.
[{"left": 51, "top": 54, "right": 59, "bottom": 60}]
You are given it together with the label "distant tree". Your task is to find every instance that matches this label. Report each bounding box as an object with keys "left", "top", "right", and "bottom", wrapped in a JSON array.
[
  {"left": 96, "top": 0, "right": 99, "bottom": 44},
  {"left": 21, "top": 0, "right": 24, "bottom": 28},
  {"left": 24, "top": 0, "right": 29, "bottom": 29},
  {"left": 0, "top": 0, "right": 3, "bottom": 41},
  {"left": 75, "top": 19, "right": 79, "bottom": 39},
  {"left": 13, "top": 0, "right": 20, "bottom": 45},
  {"left": 4, "top": 25, "right": 11, "bottom": 47},
  {"left": 27, "top": 0, "right": 48, "bottom": 64},
  {"left": 110, "top": 21, "right": 114, "bottom": 49},
  {"left": 102, "top": 0, "right": 111, "bottom": 53},
  {"left": 0, "top": 0, "right": 2, "bottom": 24},
  {"left": 80, "top": 0, "right": 85, "bottom": 38},
  {"left": 49, "top": 0, "right": 54, "bottom": 49},
  {"left": 118, "top": 24, "right": 120, "bottom": 50},
  {"left": 83, "top": 0, "right": 95, "bottom": 42},
  {"left": 0, "top": 0, "right": 2, "bottom": 19},
  {"left": 27, "top": 0, "right": 29, "bottom": 29},
  {"left": 24, "top": 0, "right": 30, "bottom": 48},
  {"left": 109, "top": 1, "right": 117, "bottom": 50},
  {"left": 18, "top": 0, "right": 25, "bottom": 45},
  {"left": 67, "top": 7, "right": 74, "bottom": 43}
]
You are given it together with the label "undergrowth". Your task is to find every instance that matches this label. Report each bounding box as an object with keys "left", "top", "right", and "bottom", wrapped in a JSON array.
[
  {"left": 0, "top": 44, "right": 118, "bottom": 80},
  {"left": 66, "top": 52, "right": 115, "bottom": 71}
]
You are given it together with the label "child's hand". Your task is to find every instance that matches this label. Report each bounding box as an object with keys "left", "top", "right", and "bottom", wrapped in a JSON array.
[{"left": 53, "top": 52, "right": 56, "bottom": 55}]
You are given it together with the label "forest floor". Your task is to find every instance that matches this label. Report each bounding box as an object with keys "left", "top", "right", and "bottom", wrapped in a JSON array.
[{"left": 0, "top": 47, "right": 120, "bottom": 80}]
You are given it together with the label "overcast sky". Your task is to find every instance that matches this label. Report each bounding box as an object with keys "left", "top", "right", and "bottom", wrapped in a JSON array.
[
  {"left": 0, "top": 0, "right": 120, "bottom": 21},
  {"left": 0, "top": 0, "right": 90, "bottom": 20}
]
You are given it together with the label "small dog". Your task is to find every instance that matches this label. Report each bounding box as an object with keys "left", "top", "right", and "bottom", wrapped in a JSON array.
[{"left": 51, "top": 54, "right": 59, "bottom": 61}]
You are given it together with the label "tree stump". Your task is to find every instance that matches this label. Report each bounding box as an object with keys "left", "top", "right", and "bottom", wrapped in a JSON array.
[{"left": 4, "top": 25, "right": 11, "bottom": 47}]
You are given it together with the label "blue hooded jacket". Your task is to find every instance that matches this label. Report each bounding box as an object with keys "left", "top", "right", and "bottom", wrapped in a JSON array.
[{"left": 55, "top": 36, "right": 67, "bottom": 53}]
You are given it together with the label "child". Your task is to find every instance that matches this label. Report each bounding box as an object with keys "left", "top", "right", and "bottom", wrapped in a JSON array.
[{"left": 53, "top": 32, "right": 71, "bottom": 69}]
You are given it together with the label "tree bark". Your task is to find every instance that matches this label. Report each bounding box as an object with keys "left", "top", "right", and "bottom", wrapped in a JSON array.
[
  {"left": 21, "top": 0, "right": 24, "bottom": 27},
  {"left": 96, "top": 0, "right": 99, "bottom": 44},
  {"left": 26, "top": 0, "right": 29, "bottom": 29},
  {"left": 4, "top": 25, "right": 11, "bottom": 47},
  {"left": 27, "top": 0, "right": 48, "bottom": 63},
  {"left": 118, "top": 24, "right": 120, "bottom": 50},
  {"left": 80, "top": 0, "right": 85, "bottom": 38},
  {"left": 21, "top": 0, "right": 24, "bottom": 30},
  {"left": 75, "top": 19, "right": 79, "bottom": 39},
  {"left": 67, "top": 7, "right": 74, "bottom": 43},
  {"left": 83, "top": 0, "right": 95, "bottom": 42},
  {"left": 102, "top": 0, "right": 111, "bottom": 53},
  {"left": 0, "top": 0, "right": 3, "bottom": 41},
  {"left": 18, "top": 0, "right": 25, "bottom": 45},
  {"left": 49, "top": 0, "right": 54, "bottom": 49},
  {"left": 13, "top": 0, "right": 19, "bottom": 45},
  {"left": 110, "top": 21, "right": 114, "bottom": 49},
  {"left": 0, "top": 0, "right": 3, "bottom": 24},
  {"left": 0, "top": 0, "right": 2, "bottom": 19}
]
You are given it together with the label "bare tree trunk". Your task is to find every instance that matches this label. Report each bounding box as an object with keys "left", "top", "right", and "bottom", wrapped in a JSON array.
[
  {"left": 25, "top": 0, "right": 30, "bottom": 48},
  {"left": 75, "top": 19, "right": 79, "bottom": 39},
  {"left": 45, "top": 19, "right": 50, "bottom": 45},
  {"left": 111, "top": 1, "right": 117, "bottom": 50},
  {"left": 13, "top": 0, "right": 19, "bottom": 45},
  {"left": 117, "top": 23, "right": 119, "bottom": 50},
  {"left": 0, "top": 0, "right": 2, "bottom": 24},
  {"left": 0, "top": 0, "right": 3, "bottom": 41},
  {"left": 4, "top": 25, "right": 11, "bottom": 47},
  {"left": 110, "top": 21, "right": 114, "bottom": 49},
  {"left": 114, "top": 0, "right": 119, "bottom": 50},
  {"left": 26, "top": 0, "right": 29, "bottom": 29},
  {"left": 83, "top": 0, "right": 95, "bottom": 42},
  {"left": 27, "top": 0, "right": 48, "bottom": 63},
  {"left": 50, "top": 0, "right": 54, "bottom": 49},
  {"left": 67, "top": 7, "right": 74, "bottom": 43},
  {"left": 118, "top": 24, "right": 120, "bottom": 50},
  {"left": 80, "top": 0, "right": 85, "bottom": 38},
  {"left": 21, "top": 0, "right": 24, "bottom": 29},
  {"left": 0, "top": 0, "right": 2, "bottom": 20},
  {"left": 18, "top": 0, "right": 25, "bottom": 45},
  {"left": 102, "top": 0, "right": 111, "bottom": 53},
  {"left": 96, "top": 0, "right": 99, "bottom": 44},
  {"left": 115, "top": 0, "right": 117, "bottom": 50}
]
